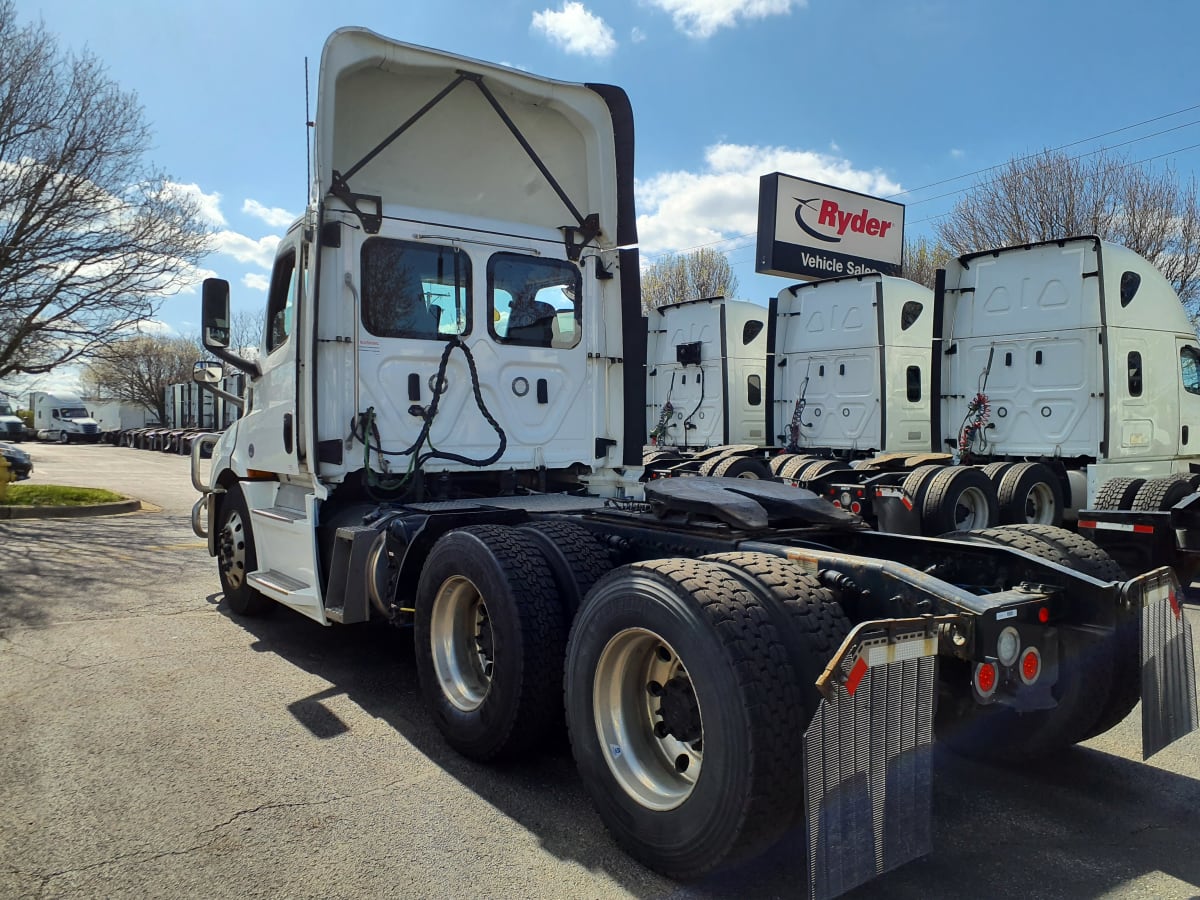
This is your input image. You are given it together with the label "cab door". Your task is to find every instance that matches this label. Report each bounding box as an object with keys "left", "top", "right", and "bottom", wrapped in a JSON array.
[
  {"left": 1176, "top": 340, "right": 1200, "bottom": 457},
  {"left": 241, "top": 238, "right": 302, "bottom": 475}
]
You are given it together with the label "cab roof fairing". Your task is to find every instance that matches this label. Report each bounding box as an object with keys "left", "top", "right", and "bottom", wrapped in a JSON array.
[{"left": 312, "top": 27, "right": 631, "bottom": 255}]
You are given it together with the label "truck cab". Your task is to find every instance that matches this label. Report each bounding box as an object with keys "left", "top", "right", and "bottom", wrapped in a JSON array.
[
  {"left": 30, "top": 392, "right": 101, "bottom": 444},
  {"left": 195, "top": 28, "right": 642, "bottom": 621}
]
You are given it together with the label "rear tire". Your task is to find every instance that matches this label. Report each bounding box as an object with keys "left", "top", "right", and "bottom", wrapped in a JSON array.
[
  {"left": 1131, "top": 476, "right": 1194, "bottom": 512},
  {"left": 710, "top": 455, "right": 771, "bottom": 479},
  {"left": 778, "top": 455, "right": 816, "bottom": 480},
  {"left": 700, "top": 552, "right": 850, "bottom": 722},
  {"left": 921, "top": 466, "right": 998, "bottom": 534},
  {"left": 996, "top": 462, "right": 1064, "bottom": 526},
  {"left": 565, "top": 559, "right": 806, "bottom": 878},
  {"left": 518, "top": 520, "right": 611, "bottom": 619},
  {"left": 415, "top": 525, "right": 567, "bottom": 761},
  {"left": 1093, "top": 476, "right": 1145, "bottom": 511}
]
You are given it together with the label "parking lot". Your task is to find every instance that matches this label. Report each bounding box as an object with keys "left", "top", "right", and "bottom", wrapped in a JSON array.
[{"left": 3, "top": 442, "right": 1200, "bottom": 898}]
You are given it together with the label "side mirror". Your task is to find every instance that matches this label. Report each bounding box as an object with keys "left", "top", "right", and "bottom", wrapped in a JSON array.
[
  {"left": 202, "top": 278, "right": 231, "bottom": 350},
  {"left": 200, "top": 277, "right": 260, "bottom": 378},
  {"left": 193, "top": 361, "right": 223, "bottom": 385}
]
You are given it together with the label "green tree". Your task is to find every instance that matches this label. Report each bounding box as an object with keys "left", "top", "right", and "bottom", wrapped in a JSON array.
[
  {"left": 641, "top": 247, "right": 739, "bottom": 312},
  {"left": 0, "top": 1, "right": 211, "bottom": 380},
  {"left": 936, "top": 149, "right": 1200, "bottom": 313}
]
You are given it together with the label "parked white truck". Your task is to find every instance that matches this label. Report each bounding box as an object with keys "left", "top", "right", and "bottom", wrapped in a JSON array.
[
  {"left": 188, "top": 28, "right": 1195, "bottom": 898},
  {"left": 0, "top": 394, "right": 24, "bottom": 441},
  {"left": 29, "top": 391, "right": 101, "bottom": 444},
  {"left": 646, "top": 297, "right": 768, "bottom": 452}
]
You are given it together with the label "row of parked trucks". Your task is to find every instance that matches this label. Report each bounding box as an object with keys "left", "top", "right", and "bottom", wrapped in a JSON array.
[
  {"left": 645, "top": 238, "right": 1200, "bottom": 585},
  {"left": 186, "top": 28, "right": 1197, "bottom": 900}
]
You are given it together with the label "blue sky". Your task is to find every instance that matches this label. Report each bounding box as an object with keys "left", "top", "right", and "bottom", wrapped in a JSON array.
[{"left": 10, "top": 0, "right": 1200, "bottom": 395}]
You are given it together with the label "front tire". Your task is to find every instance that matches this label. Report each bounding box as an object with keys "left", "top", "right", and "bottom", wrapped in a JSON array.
[
  {"left": 565, "top": 559, "right": 806, "bottom": 878},
  {"left": 216, "top": 484, "right": 272, "bottom": 616},
  {"left": 414, "top": 525, "right": 566, "bottom": 761}
]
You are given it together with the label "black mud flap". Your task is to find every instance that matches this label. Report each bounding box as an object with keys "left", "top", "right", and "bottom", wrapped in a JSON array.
[
  {"left": 1132, "top": 567, "right": 1199, "bottom": 758},
  {"left": 802, "top": 618, "right": 946, "bottom": 900}
]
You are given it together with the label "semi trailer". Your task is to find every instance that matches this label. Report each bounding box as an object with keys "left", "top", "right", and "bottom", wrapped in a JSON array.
[{"left": 189, "top": 27, "right": 1197, "bottom": 898}]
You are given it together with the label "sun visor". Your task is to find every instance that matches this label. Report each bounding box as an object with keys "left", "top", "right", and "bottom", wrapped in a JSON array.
[{"left": 314, "top": 28, "right": 623, "bottom": 251}]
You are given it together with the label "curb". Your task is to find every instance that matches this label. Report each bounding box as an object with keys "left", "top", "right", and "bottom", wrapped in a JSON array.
[{"left": 0, "top": 498, "right": 143, "bottom": 520}]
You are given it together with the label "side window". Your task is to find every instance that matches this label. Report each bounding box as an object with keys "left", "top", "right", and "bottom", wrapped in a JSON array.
[
  {"left": 361, "top": 239, "right": 471, "bottom": 340},
  {"left": 906, "top": 365, "right": 922, "bottom": 402},
  {"left": 488, "top": 253, "right": 581, "bottom": 349},
  {"left": 265, "top": 248, "right": 297, "bottom": 354},
  {"left": 1128, "top": 351, "right": 1143, "bottom": 397},
  {"left": 742, "top": 320, "right": 764, "bottom": 345},
  {"left": 901, "top": 301, "right": 924, "bottom": 331},
  {"left": 1182, "top": 346, "right": 1200, "bottom": 395},
  {"left": 747, "top": 374, "right": 762, "bottom": 406}
]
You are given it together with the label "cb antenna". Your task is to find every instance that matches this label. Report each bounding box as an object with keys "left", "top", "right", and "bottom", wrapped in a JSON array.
[{"left": 304, "top": 56, "right": 313, "bottom": 202}]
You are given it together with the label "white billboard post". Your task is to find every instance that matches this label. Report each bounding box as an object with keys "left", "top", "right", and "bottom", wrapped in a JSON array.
[{"left": 756, "top": 173, "right": 905, "bottom": 280}]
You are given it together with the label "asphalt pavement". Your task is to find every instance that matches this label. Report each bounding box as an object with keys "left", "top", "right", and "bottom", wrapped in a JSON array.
[{"left": 2, "top": 442, "right": 1199, "bottom": 899}]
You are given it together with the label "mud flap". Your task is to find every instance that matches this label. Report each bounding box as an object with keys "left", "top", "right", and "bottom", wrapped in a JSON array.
[
  {"left": 803, "top": 619, "right": 943, "bottom": 900},
  {"left": 1133, "top": 567, "right": 1199, "bottom": 758}
]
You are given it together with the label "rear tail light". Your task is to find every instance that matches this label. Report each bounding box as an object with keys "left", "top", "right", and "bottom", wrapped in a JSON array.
[
  {"left": 1019, "top": 647, "right": 1042, "bottom": 685},
  {"left": 973, "top": 661, "right": 998, "bottom": 700},
  {"left": 850, "top": 501, "right": 862, "bottom": 514}
]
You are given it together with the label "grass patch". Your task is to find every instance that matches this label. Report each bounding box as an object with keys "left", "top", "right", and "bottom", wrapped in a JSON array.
[{"left": 0, "top": 484, "right": 127, "bottom": 506}]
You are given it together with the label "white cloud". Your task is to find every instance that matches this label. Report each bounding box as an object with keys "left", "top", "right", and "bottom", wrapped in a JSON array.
[
  {"left": 635, "top": 142, "right": 902, "bottom": 255},
  {"left": 950, "top": 148, "right": 965, "bottom": 159},
  {"left": 648, "top": 0, "right": 799, "bottom": 38},
  {"left": 631, "top": 26, "right": 647, "bottom": 43},
  {"left": 243, "top": 199, "right": 298, "bottom": 228},
  {"left": 531, "top": 2, "right": 617, "bottom": 57},
  {"left": 242, "top": 272, "right": 270, "bottom": 292},
  {"left": 212, "top": 231, "right": 280, "bottom": 270},
  {"left": 165, "top": 182, "right": 226, "bottom": 226}
]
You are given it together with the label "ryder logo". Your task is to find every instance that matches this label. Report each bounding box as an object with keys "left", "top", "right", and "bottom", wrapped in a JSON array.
[{"left": 794, "top": 197, "right": 894, "bottom": 244}]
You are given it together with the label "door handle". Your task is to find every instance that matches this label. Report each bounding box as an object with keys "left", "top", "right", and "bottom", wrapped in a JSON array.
[
  {"left": 283, "top": 413, "right": 293, "bottom": 453},
  {"left": 1183, "top": 424, "right": 1189, "bottom": 446}
]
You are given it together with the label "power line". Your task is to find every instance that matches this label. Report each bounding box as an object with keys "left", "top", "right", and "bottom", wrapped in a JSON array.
[
  {"left": 886, "top": 102, "right": 1200, "bottom": 200},
  {"left": 641, "top": 103, "right": 1200, "bottom": 261}
]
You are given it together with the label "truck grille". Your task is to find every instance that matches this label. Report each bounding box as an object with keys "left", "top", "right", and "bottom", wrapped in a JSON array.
[
  {"left": 802, "top": 626, "right": 937, "bottom": 900},
  {"left": 82, "top": 423, "right": 99, "bottom": 434}
]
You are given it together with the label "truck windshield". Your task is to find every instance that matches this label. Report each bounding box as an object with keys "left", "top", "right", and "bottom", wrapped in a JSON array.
[
  {"left": 62, "top": 407, "right": 89, "bottom": 419},
  {"left": 0, "top": 402, "right": 12, "bottom": 416}
]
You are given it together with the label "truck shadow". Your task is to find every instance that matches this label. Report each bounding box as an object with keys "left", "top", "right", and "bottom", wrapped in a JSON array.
[{"left": 215, "top": 596, "right": 1200, "bottom": 899}]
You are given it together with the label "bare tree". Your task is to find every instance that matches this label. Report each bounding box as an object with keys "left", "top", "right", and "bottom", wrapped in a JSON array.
[
  {"left": 641, "top": 247, "right": 739, "bottom": 311},
  {"left": 902, "top": 236, "right": 954, "bottom": 290},
  {"left": 936, "top": 149, "right": 1200, "bottom": 313},
  {"left": 0, "top": 1, "right": 211, "bottom": 380},
  {"left": 82, "top": 334, "right": 198, "bottom": 425}
]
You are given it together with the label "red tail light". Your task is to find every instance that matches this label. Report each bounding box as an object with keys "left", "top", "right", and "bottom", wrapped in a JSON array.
[
  {"left": 974, "top": 662, "right": 998, "bottom": 699},
  {"left": 1020, "top": 648, "right": 1042, "bottom": 685}
]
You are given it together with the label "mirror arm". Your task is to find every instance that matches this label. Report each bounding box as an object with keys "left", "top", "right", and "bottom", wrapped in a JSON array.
[
  {"left": 204, "top": 344, "right": 261, "bottom": 378},
  {"left": 196, "top": 381, "right": 245, "bottom": 412}
]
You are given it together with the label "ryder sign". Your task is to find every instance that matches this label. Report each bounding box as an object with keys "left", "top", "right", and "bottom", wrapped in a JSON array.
[{"left": 756, "top": 173, "right": 904, "bottom": 280}]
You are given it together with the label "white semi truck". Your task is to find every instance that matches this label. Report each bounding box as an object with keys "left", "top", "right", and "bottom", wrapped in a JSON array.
[
  {"left": 29, "top": 391, "right": 102, "bottom": 443},
  {"left": 0, "top": 394, "right": 24, "bottom": 441},
  {"left": 188, "top": 28, "right": 1196, "bottom": 898},
  {"left": 643, "top": 297, "right": 773, "bottom": 476}
]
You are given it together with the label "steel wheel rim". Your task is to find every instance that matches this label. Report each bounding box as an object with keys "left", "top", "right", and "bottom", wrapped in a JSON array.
[
  {"left": 218, "top": 508, "right": 248, "bottom": 589},
  {"left": 1023, "top": 482, "right": 1056, "bottom": 524},
  {"left": 430, "top": 576, "right": 492, "bottom": 712},
  {"left": 593, "top": 628, "right": 702, "bottom": 811},
  {"left": 953, "top": 487, "right": 992, "bottom": 531}
]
